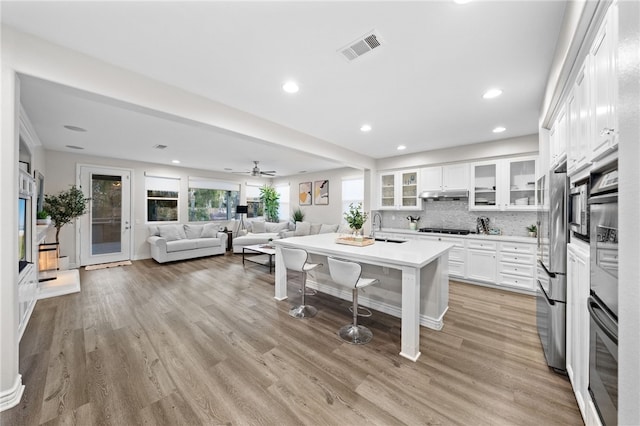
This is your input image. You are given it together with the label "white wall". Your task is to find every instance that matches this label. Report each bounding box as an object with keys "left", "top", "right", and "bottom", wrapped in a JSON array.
[
  {"left": 43, "top": 150, "right": 255, "bottom": 262},
  {"left": 375, "top": 134, "right": 538, "bottom": 171},
  {"left": 273, "top": 167, "right": 364, "bottom": 226}
]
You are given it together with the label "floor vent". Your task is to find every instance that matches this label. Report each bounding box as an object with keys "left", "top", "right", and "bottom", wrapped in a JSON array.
[{"left": 339, "top": 30, "right": 383, "bottom": 61}]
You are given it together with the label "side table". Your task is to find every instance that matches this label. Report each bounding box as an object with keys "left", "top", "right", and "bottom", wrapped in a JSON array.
[{"left": 223, "top": 230, "right": 233, "bottom": 251}]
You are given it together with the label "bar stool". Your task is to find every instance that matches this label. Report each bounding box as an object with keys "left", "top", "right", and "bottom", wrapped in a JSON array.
[
  {"left": 328, "top": 257, "right": 379, "bottom": 345},
  {"left": 281, "top": 247, "right": 323, "bottom": 319}
]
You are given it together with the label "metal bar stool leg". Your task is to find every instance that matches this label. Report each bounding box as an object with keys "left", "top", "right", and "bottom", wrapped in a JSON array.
[
  {"left": 289, "top": 270, "right": 318, "bottom": 319},
  {"left": 338, "top": 287, "right": 373, "bottom": 344}
]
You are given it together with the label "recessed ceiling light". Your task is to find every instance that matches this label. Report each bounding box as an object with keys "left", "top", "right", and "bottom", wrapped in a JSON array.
[
  {"left": 397, "top": 145, "right": 407, "bottom": 151},
  {"left": 360, "top": 124, "right": 372, "bottom": 132},
  {"left": 282, "top": 81, "right": 299, "bottom": 94},
  {"left": 65, "top": 145, "right": 84, "bottom": 150},
  {"left": 483, "top": 88, "right": 503, "bottom": 99},
  {"left": 493, "top": 126, "right": 506, "bottom": 133},
  {"left": 63, "top": 125, "right": 87, "bottom": 132},
  {"left": 171, "top": 160, "right": 181, "bottom": 164}
]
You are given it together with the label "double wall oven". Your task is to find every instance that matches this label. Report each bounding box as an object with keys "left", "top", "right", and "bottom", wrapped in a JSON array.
[{"left": 588, "top": 159, "right": 618, "bottom": 425}]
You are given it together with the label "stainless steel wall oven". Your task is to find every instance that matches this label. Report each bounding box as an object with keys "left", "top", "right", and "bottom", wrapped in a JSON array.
[{"left": 588, "top": 158, "right": 618, "bottom": 425}]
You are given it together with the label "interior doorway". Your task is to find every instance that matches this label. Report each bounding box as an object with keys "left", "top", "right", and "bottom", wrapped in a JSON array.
[{"left": 79, "top": 166, "right": 132, "bottom": 266}]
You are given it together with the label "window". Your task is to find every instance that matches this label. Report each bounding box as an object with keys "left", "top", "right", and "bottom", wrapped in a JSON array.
[
  {"left": 146, "top": 175, "right": 179, "bottom": 222},
  {"left": 246, "top": 184, "right": 263, "bottom": 218},
  {"left": 188, "top": 177, "right": 240, "bottom": 221},
  {"left": 342, "top": 176, "right": 364, "bottom": 225},
  {"left": 276, "top": 183, "right": 290, "bottom": 222}
]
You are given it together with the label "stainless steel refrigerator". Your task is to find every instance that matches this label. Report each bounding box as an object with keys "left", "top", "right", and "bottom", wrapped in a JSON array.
[{"left": 536, "top": 161, "right": 568, "bottom": 372}]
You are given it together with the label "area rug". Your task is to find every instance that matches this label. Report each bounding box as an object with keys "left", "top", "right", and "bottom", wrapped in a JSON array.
[{"left": 85, "top": 260, "right": 132, "bottom": 271}]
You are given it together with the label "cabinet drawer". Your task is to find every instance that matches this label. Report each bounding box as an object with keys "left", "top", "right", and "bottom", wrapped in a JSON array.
[
  {"left": 498, "top": 273, "right": 535, "bottom": 290},
  {"left": 499, "top": 262, "right": 534, "bottom": 277},
  {"left": 448, "top": 261, "right": 465, "bottom": 278},
  {"left": 467, "top": 240, "right": 497, "bottom": 251},
  {"left": 500, "top": 242, "right": 536, "bottom": 255},
  {"left": 500, "top": 252, "right": 534, "bottom": 265},
  {"left": 449, "top": 247, "right": 465, "bottom": 262}
]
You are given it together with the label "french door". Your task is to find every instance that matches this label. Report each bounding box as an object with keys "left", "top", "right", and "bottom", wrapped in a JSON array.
[{"left": 79, "top": 166, "right": 132, "bottom": 266}]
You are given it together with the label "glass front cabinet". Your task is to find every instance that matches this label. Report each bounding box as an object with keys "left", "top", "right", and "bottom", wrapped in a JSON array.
[
  {"left": 378, "top": 169, "right": 420, "bottom": 210},
  {"left": 469, "top": 156, "right": 537, "bottom": 211}
]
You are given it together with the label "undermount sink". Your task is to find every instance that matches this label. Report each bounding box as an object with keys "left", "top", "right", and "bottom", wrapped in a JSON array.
[{"left": 374, "top": 238, "right": 407, "bottom": 243}]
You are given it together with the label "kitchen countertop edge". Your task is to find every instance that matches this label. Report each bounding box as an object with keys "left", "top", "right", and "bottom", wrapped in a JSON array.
[{"left": 379, "top": 228, "right": 537, "bottom": 244}]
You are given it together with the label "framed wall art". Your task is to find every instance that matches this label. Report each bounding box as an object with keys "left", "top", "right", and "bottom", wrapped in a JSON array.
[
  {"left": 299, "top": 182, "right": 312, "bottom": 205},
  {"left": 314, "top": 180, "right": 329, "bottom": 205}
]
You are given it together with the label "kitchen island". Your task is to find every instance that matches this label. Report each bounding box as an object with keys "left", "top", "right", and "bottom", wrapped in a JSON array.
[{"left": 273, "top": 233, "right": 453, "bottom": 361}]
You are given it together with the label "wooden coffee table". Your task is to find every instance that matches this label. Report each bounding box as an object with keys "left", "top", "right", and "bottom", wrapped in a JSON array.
[{"left": 242, "top": 244, "right": 276, "bottom": 273}]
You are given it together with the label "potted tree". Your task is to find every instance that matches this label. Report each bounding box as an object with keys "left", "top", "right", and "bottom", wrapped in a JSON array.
[
  {"left": 44, "top": 185, "right": 90, "bottom": 269},
  {"left": 259, "top": 185, "right": 280, "bottom": 223}
]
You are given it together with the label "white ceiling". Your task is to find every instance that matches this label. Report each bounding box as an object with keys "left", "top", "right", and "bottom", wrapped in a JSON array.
[{"left": 2, "top": 1, "right": 566, "bottom": 176}]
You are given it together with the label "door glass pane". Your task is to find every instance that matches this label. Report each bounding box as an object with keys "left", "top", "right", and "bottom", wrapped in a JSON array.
[{"left": 91, "top": 174, "right": 122, "bottom": 255}]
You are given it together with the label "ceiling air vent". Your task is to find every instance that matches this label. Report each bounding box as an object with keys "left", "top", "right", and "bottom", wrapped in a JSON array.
[
  {"left": 339, "top": 30, "right": 382, "bottom": 61},
  {"left": 153, "top": 144, "right": 168, "bottom": 150}
]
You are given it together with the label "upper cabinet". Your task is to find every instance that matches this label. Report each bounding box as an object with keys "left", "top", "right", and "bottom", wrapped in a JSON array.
[
  {"left": 550, "top": 105, "right": 567, "bottom": 170},
  {"left": 568, "top": 59, "right": 592, "bottom": 176},
  {"left": 470, "top": 156, "right": 537, "bottom": 211},
  {"left": 378, "top": 169, "right": 420, "bottom": 210},
  {"left": 420, "top": 164, "right": 469, "bottom": 192},
  {"left": 590, "top": 3, "right": 618, "bottom": 163}
]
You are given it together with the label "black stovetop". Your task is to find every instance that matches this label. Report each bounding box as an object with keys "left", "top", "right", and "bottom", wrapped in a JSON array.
[{"left": 418, "top": 227, "right": 472, "bottom": 235}]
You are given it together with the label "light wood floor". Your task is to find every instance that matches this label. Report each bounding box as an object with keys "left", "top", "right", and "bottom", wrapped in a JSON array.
[{"left": 2, "top": 253, "right": 582, "bottom": 425}]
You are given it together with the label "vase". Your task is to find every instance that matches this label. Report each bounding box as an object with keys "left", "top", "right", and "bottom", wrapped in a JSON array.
[
  {"left": 352, "top": 228, "right": 363, "bottom": 241},
  {"left": 409, "top": 222, "right": 417, "bottom": 231}
]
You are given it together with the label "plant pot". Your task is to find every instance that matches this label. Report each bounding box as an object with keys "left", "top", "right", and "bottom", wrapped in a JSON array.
[
  {"left": 58, "top": 256, "right": 69, "bottom": 271},
  {"left": 37, "top": 217, "right": 51, "bottom": 226},
  {"left": 409, "top": 222, "right": 417, "bottom": 231},
  {"left": 529, "top": 232, "right": 537, "bottom": 238}
]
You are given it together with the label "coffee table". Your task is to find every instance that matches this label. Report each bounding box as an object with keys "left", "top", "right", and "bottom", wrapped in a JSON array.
[{"left": 242, "top": 244, "right": 276, "bottom": 273}]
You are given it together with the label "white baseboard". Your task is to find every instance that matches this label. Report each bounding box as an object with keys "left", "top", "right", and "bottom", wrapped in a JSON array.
[
  {"left": 0, "top": 374, "right": 24, "bottom": 412},
  {"left": 308, "top": 279, "right": 445, "bottom": 330}
]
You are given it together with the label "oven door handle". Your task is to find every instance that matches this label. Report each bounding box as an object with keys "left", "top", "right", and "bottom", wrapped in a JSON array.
[
  {"left": 587, "top": 296, "right": 618, "bottom": 344},
  {"left": 588, "top": 193, "right": 618, "bottom": 204}
]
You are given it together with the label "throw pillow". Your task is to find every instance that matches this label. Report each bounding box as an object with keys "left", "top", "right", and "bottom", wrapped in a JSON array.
[
  {"left": 159, "top": 224, "right": 186, "bottom": 241},
  {"left": 252, "top": 220, "right": 266, "bottom": 233},
  {"left": 265, "top": 222, "right": 288, "bottom": 233},
  {"left": 319, "top": 224, "right": 339, "bottom": 234},
  {"left": 201, "top": 223, "right": 219, "bottom": 238},
  {"left": 148, "top": 225, "right": 160, "bottom": 237},
  {"left": 294, "top": 221, "right": 311, "bottom": 236},
  {"left": 309, "top": 223, "right": 322, "bottom": 235},
  {"left": 184, "top": 224, "right": 204, "bottom": 239}
]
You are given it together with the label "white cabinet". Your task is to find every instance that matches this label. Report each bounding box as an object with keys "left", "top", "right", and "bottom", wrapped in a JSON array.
[
  {"left": 18, "top": 263, "right": 38, "bottom": 340},
  {"left": 420, "top": 235, "right": 466, "bottom": 278},
  {"left": 497, "top": 241, "right": 536, "bottom": 291},
  {"left": 378, "top": 169, "right": 420, "bottom": 210},
  {"left": 568, "top": 60, "right": 593, "bottom": 176},
  {"left": 550, "top": 106, "right": 568, "bottom": 170},
  {"left": 469, "top": 156, "right": 536, "bottom": 211},
  {"left": 466, "top": 240, "right": 497, "bottom": 283},
  {"left": 567, "top": 242, "right": 591, "bottom": 420},
  {"left": 420, "top": 164, "right": 469, "bottom": 192},
  {"left": 590, "top": 3, "right": 618, "bottom": 163}
]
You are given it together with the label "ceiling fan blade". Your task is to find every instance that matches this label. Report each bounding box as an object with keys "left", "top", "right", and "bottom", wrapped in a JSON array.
[{"left": 261, "top": 170, "right": 276, "bottom": 175}]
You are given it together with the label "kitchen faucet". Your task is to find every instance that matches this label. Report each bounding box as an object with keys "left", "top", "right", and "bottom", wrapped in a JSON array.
[{"left": 371, "top": 213, "right": 382, "bottom": 238}]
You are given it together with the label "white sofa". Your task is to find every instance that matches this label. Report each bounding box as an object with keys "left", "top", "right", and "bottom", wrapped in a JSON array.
[
  {"left": 232, "top": 220, "right": 290, "bottom": 253},
  {"left": 278, "top": 221, "right": 341, "bottom": 239},
  {"left": 147, "top": 223, "right": 228, "bottom": 263}
]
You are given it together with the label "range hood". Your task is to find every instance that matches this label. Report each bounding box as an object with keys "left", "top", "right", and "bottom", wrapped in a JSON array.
[{"left": 420, "top": 190, "right": 469, "bottom": 200}]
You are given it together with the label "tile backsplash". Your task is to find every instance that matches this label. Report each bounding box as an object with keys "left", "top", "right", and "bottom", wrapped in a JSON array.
[{"left": 375, "top": 200, "right": 537, "bottom": 237}]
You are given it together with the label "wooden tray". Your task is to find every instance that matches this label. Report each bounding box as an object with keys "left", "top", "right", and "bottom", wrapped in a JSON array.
[{"left": 335, "top": 237, "right": 375, "bottom": 247}]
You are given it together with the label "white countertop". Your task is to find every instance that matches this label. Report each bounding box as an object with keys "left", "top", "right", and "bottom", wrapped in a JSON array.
[
  {"left": 379, "top": 228, "right": 537, "bottom": 244},
  {"left": 273, "top": 232, "right": 454, "bottom": 269}
]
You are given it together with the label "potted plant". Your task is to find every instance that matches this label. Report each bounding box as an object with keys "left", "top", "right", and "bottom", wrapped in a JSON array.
[
  {"left": 344, "top": 202, "right": 368, "bottom": 240},
  {"left": 259, "top": 185, "right": 280, "bottom": 223},
  {"left": 44, "top": 185, "right": 90, "bottom": 268},
  {"left": 36, "top": 209, "right": 51, "bottom": 226},
  {"left": 291, "top": 207, "right": 305, "bottom": 224},
  {"left": 527, "top": 224, "right": 537, "bottom": 238}
]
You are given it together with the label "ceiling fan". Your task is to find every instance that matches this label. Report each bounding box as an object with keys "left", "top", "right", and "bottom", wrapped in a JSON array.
[{"left": 233, "top": 161, "right": 276, "bottom": 177}]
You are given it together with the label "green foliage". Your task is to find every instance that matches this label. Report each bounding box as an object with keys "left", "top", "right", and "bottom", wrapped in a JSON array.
[
  {"left": 527, "top": 224, "right": 537, "bottom": 232},
  {"left": 44, "top": 185, "right": 90, "bottom": 243},
  {"left": 259, "top": 185, "right": 280, "bottom": 222},
  {"left": 291, "top": 207, "right": 305, "bottom": 223},
  {"left": 344, "top": 202, "right": 368, "bottom": 230},
  {"left": 36, "top": 210, "right": 49, "bottom": 219}
]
